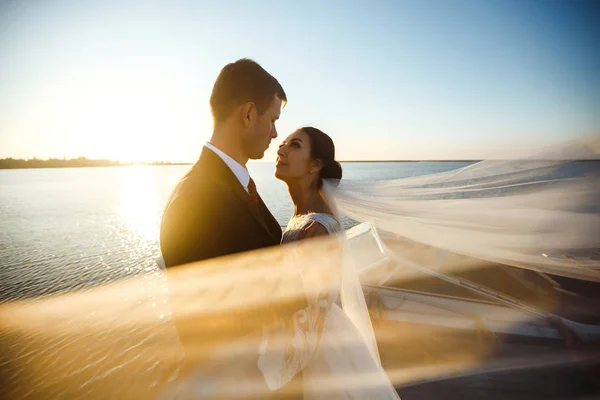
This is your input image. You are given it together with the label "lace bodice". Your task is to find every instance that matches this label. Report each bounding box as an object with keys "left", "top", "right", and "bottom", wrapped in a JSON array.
[{"left": 258, "top": 213, "right": 342, "bottom": 390}]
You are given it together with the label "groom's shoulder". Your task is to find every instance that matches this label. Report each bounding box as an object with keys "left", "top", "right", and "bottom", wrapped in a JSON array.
[
  {"left": 168, "top": 158, "right": 232, "bottom": 205},
  {"left": 172, "top": 164, "right": 213, "bottom": 198},
  {"left": 180, "top": 149, "right": 226, "bottom": 185}
]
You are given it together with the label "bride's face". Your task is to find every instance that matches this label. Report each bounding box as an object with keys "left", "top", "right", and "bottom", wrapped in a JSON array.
[{"left": 275, "top": 130, "right": 321, "bottom": 184}]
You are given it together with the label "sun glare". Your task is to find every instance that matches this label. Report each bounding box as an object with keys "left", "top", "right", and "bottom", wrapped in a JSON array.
[
  {"left": 32, "top": 61, "right": 208, "bottom": 163},
  {"left": 119, "top": 166, "right": 161, "bottom": 240}
]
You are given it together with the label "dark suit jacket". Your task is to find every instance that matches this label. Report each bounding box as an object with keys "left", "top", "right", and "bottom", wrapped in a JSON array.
[
  {"left": 160, "top": 147, "right": 282, "bottom": 268},
  {"left": 160, "top": 149, "right": 302, "bottom": 399}
]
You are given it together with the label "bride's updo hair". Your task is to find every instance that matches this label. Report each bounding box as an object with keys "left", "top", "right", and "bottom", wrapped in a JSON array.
[{"left": 299, "top": 126, "right": 342, "bottom": 187}]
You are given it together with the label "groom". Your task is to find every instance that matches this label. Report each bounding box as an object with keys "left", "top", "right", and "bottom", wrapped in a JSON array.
[
  {"left": 160, "top": 58, "right": 284, "bottom": 268},
  {"left": 160, "top": 59, "right": 303, "bottom": 398}
]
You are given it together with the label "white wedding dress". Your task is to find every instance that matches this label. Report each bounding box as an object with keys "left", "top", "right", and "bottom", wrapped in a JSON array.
[{"left": 258, "top": 213, "right": 400, "bottom": 399}]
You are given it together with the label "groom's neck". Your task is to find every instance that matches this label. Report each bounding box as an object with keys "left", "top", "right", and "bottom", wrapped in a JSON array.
[{"left": 210, "top": 127, "right": 248, "bottom": 166}]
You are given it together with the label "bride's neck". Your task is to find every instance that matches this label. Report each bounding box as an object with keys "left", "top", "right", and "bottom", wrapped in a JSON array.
[{"left": 287, "top": 182, "right": 328, "bottom": 216}]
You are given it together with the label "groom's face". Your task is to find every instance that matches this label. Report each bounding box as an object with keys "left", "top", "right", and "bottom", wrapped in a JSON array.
[{"left": 242, "top": 94, "right": 282, "bottom": 160}]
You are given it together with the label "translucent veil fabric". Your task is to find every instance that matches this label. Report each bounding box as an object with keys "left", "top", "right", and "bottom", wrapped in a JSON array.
[
  {"left": 322, "top": 183, "right": 383, "bottom": 364},
  {"left": 329, "top": 137, "right": 600, "bottom": 283},
  {"left": 0, "top": 232, "right": 398, "bottom": 399}
]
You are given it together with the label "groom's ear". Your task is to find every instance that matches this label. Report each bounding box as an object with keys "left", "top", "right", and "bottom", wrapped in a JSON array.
[{"left": 241, "top": 102, "right": 256, "bottom": 128}]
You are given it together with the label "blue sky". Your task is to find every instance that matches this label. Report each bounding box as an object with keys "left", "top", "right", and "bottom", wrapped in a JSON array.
[{"left": 0, "top": 0, "right": 599, "bottom": 161}]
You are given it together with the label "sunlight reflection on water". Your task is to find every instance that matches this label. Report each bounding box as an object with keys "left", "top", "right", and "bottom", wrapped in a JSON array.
[{"left": 118, "top": 166, "right": 161, "bottom": 242}]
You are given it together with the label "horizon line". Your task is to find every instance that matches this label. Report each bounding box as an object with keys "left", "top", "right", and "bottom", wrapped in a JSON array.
[
  {"left": 0, "top": 157, "right": 505, "bottom": 164},
  {"left": 0, "top": 156, "right": 483, "bottom": 163}
]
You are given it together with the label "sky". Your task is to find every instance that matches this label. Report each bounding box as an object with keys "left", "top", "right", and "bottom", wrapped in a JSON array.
[{"left": 0, "top": 0, "right": 599, "bottom": 162}]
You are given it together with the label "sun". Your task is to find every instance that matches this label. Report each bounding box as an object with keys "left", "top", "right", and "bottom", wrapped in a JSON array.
[{"left": 35, "top": 61, "right": 208, "bottom": 163}]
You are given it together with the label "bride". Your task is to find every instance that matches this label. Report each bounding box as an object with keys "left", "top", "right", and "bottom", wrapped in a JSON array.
[{"left": 257, "top": 127, "right": 400, "bottom": 399}]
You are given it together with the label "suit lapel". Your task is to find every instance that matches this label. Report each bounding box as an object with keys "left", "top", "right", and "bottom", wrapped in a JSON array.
[
  {"left": 256, "top": 194, "right": 283, "bottom": 241},
  {"left": 199, "top": 148, "right": 280, "bottom": 242}
]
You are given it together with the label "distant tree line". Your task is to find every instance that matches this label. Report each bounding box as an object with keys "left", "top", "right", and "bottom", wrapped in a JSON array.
[{"left": 0, "top": 157, "right": 190, "bottom": 169}]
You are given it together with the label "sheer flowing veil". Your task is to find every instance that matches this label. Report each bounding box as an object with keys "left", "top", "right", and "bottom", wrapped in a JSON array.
[
  {"left": 331, "top": 137, "right": 600, "bottom": 282},
  {"left": 322, "top": 180, "right": 383, "bottom": 364}
]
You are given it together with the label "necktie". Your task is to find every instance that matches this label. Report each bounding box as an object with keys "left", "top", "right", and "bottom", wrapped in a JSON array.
[{"left": 248, "top": 177, "right": 259, "bottom": 206}]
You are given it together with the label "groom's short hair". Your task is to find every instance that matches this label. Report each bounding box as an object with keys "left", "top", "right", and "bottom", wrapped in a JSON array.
[{"left": 210, "top": 58, "right": 287, "bottom": 123}]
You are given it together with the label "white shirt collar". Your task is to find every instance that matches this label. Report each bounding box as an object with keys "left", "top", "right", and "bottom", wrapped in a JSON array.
[{"left": 205, "top": 142, "right": 250, "bottom": 192}]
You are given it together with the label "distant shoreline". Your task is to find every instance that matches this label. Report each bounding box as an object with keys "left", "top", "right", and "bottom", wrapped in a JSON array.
[
  {"left": 0, "top": 163, "right": 194, "bottom": 170},
  {"left": 0, "top": 158, "right": 192, "bottom": 170}
]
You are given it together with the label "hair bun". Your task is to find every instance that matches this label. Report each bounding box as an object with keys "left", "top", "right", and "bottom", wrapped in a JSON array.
[{"left": 321, "top": 160, "right": 342, "bottom": 181}]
